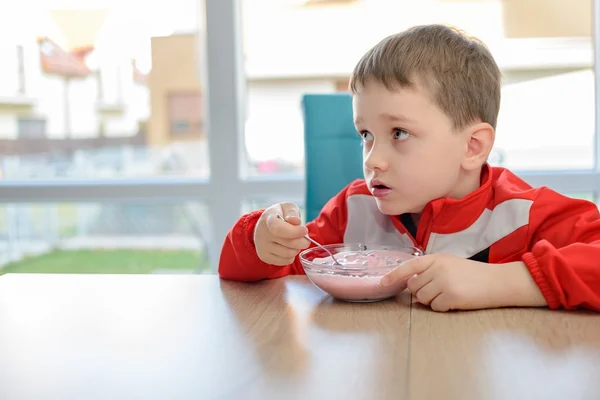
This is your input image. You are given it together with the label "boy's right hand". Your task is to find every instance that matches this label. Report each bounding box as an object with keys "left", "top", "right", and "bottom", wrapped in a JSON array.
[{"left": 254, "top": 202, "right": 311, "bottom": 266}]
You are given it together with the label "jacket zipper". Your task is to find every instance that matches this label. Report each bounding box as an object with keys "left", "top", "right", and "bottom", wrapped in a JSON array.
[{"left": 415, "top": 204, "right": 433, "bottom": 254}]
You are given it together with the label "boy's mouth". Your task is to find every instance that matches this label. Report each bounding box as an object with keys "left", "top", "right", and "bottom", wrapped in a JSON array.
[
  {"left": 370, "top": 179, "right": 390, "bottom": 189},
  {"left": 370, "top": 180, "right": 392, "bottom": 198}
]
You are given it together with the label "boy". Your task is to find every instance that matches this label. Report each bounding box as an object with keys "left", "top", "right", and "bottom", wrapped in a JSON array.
[{"left": 219, "top": 24, "right": 600, "bottom": 312}]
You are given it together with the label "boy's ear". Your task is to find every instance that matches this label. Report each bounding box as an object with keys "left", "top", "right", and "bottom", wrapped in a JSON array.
[{"left": 462, "top": 122, "right": 495, "bottom": 171}]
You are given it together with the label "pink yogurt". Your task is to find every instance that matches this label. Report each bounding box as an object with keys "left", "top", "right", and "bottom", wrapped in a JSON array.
[{"left": 305, "top": 250, "right": 417, "bottom": 302}]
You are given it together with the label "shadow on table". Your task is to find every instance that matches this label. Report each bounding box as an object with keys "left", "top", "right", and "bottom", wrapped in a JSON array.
[
  {"left": 218, "top": 278, "right": 309, "bottom": 378},
  {"left": 218, "top": 277, "right": 413, "bottom": 399},
  {"left": 411, "top": 301, "right": 600, "bottom": 350},
  {"left": 309, "top": 291, "right": 411, "bottom": 333}
]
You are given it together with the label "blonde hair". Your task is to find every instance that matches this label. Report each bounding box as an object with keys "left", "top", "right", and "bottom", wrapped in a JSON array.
[{"left": 350, "top": 24, "right": 502, "bottom": 129}]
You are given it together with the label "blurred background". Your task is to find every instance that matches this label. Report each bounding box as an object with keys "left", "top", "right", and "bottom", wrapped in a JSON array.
[{"left": 0, "top": 0, "right": 597, "bottom": 274}]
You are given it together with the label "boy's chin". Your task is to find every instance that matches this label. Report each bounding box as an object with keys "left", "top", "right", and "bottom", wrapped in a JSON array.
[
  {"left": 374, "top": 199, "right": 422, "bottom": 216},
  {"left": 374, "top": 200, "right": 405, "bottom": 216}
]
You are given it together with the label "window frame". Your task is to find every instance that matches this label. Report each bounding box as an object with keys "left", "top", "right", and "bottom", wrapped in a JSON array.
[
  {"left": 0, "top": 0, "right": 598, "bottom": 270},
  {"left": 16, "top": 44, "right": 26, "bottom": 94}
]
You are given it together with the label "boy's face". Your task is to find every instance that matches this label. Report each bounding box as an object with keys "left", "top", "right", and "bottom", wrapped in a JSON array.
[{"left": 352, "top": 80, "right": 470, "bottom": 215}]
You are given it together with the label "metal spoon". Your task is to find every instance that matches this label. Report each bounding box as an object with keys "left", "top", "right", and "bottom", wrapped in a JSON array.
[{"left": 275, "top": 214, "right": 343, "bottom": 266}]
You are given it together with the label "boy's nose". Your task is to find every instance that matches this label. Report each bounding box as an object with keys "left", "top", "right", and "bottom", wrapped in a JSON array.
[{"left": 364, "top": 146, "right": 389, "bottom": 172}]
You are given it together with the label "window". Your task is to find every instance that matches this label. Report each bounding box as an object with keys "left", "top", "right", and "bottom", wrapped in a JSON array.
[
  {"left": 0, "top": 1, "right": 224, "bottom": 270},
  {"left": 167, "top": 92, "right": 203, "bottom": 137},
  {"left": 171, "top": 120, "right": 191, "bottom": 135},
  {"left": 1, "top": 0, "right": 599, "bottom": 273},
  {"left": 240, "top": 0, "right": 596, "bottom": 175},
  {"left": 0, "top": 6, "right": 208, "bottom": 180},
  {"left": 567, "top": 193, "right": 597, "bottom": 203},
  {"left": 17, "top": 118, "right": 46, "bottom": 139},
  {"left": 243, "top": 197, "right": 306, "bottom": 223},
  {"left": 0, "top": 201, "right": 211, "bottom": 274}
]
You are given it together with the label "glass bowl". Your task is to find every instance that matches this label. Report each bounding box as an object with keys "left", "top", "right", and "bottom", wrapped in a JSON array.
[{"left": 299, "top": 243, "right": 423, "bottom": 302}]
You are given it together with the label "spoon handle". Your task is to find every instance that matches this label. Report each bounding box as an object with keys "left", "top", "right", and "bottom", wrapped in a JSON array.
[
  {"left": 303, "top": 235, "right": 339, "bottom": 261},
  {"left": 275, "top": 214, "right": 343, "bottom": 265}
]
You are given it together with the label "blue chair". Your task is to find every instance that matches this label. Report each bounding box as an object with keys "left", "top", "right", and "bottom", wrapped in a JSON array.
[{"left": 301, "top": 93, "right": 364, "bottom": 222}]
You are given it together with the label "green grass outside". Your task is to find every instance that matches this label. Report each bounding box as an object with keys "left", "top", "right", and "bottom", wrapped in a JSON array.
[
  {"left": 0, "top": 249, "right": 210, "bottom": 275},
  {"left": 0, "top": 193, "right": 596, "bottom": 276}
]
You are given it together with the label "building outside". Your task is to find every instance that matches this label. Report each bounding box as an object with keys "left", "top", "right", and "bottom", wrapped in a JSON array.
[
  {"left": 0, "top": 8, "right": 150, "bottom": 180},
  {"left": 149, "top": 0, "right": 594, "bottom": 175}
]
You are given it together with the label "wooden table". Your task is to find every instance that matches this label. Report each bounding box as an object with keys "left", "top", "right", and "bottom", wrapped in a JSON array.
[{"left": 1, "top": 274, "right": 599, "bottom": 400}]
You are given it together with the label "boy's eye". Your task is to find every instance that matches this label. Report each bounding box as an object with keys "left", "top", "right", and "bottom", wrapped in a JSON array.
[
  {"left": 359, "top": 131, "right": 374, "bottom": 142},
  {"left": 393, "top": 128, "right": 411, "bottom": 142}
]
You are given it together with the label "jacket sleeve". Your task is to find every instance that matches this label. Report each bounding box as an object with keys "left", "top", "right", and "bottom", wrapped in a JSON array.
[
  {"left": 217, "top": 183, "right": 352, "bottom": 281},
  {"left": 522, "top": 188, "right": 600, "bottom": 311}
]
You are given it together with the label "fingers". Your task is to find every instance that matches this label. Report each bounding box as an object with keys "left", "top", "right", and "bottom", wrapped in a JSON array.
[
  {"left": 406, "top": 266, "right": 435, "bottom": 294},
  {"left": 280, "top": 202, "right": 302, "bottom": 225},
  {"left": 256, "top": 241, "right": 300, "bottom": 266},
  {"left": 412, "top": 280, "right": 442, "bottom": 306},
  {"left": 266, "top": 212, "right": 308, "bottom": 239},
  {"left": 255, "top": 202, "right": 308, "bottom": 266},
  {"left": 430, "top": 294, "right": 451, "bottom": 312},
  {"left": 381, "top": 254, "right": 436, "bottom": 287},
  {"left": 266, "top": 252, "right": 296, "bottom": 266},
  {"left": 270, "top": 242, "right": 302, "bottom": 259},
  {"left": 265, "top": 242, "right": 307, "bottom": 266},
  {"left": 274, "top": 236, "right": 311, "bottom": 251}
]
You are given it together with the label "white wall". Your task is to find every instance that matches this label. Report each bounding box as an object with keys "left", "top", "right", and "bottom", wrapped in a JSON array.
[
  {"left": 0, "top": 113, "right": 16, "bottom": 139},
  {"left": 495, "top": 69, "right": 595, "bottom": 170},
  {"left": 243, "top": 0, "right": 504, "bottom": 79},
  {"left": 0, "top": 30, "right": 22, "bottom": 139},
  {"left": 21, "top": 38, "right": 44, "bottom": 100},
  {"left": 244, "top": 79, "right": 336, "bottom": 164},
  {"left": 69, "top": 77, "right": 99, "bottom": 138},
  {"left": 0, "top": 30, "right": 68, "bottom": 138},
  {"left": 36, "top": 76, "right": 67, "bottom": 138},
  {"left": 99, "top": 62, "right": 121, "bottom": 106},
  {"left": 102, "top": 61, "right": 149, "bottom": 137},
  {"left": 131, "top": 81, "right": 150, "bottom": 122},
  {"left": 0, "top": 41, "right": 19, "bottom": 96}
]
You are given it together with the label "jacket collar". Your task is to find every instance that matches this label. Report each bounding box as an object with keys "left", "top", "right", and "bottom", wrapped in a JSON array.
[
  {"left": 393, "top": 164, "right": 494, "bottom": 237},
  {"left": 427, "top": 163, "right": 494, "bottom": 233}
]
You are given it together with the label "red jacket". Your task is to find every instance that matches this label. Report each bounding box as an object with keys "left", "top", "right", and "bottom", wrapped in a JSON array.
[{"left": 219, "top": 165, "right": 600, "bottom": 311}]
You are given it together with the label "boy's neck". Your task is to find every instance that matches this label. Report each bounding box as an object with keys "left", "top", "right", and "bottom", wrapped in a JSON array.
[
  {"left": 410, "top": 167, "right": 484, "bottom": 225},
  {"left": 448, "top": 167, "right": 484, "bottom": 200}
]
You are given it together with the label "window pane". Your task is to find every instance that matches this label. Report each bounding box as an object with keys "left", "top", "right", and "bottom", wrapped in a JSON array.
[
  {"left": 566, "top": 192, "right": 597, "bottom": 203},
  {"left": 0, "top": 1, "right": 209, "bottom": 180},
  {"left": 240, "top": 0, "right": 595, "bottom": 176},
  {"left": 493, "top": 0, "right": 594, "bottom": 170},
  {"left": 242, "top": 197, "right": 305, "bottom": 222},
  {"left": 0, "top": 201, "right": 211, "bottom": 274}
]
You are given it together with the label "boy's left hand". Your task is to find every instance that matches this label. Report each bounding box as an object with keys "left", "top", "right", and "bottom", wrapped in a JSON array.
[{"left": 380, "top": 254, "right": 546, "bottom": 312}]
